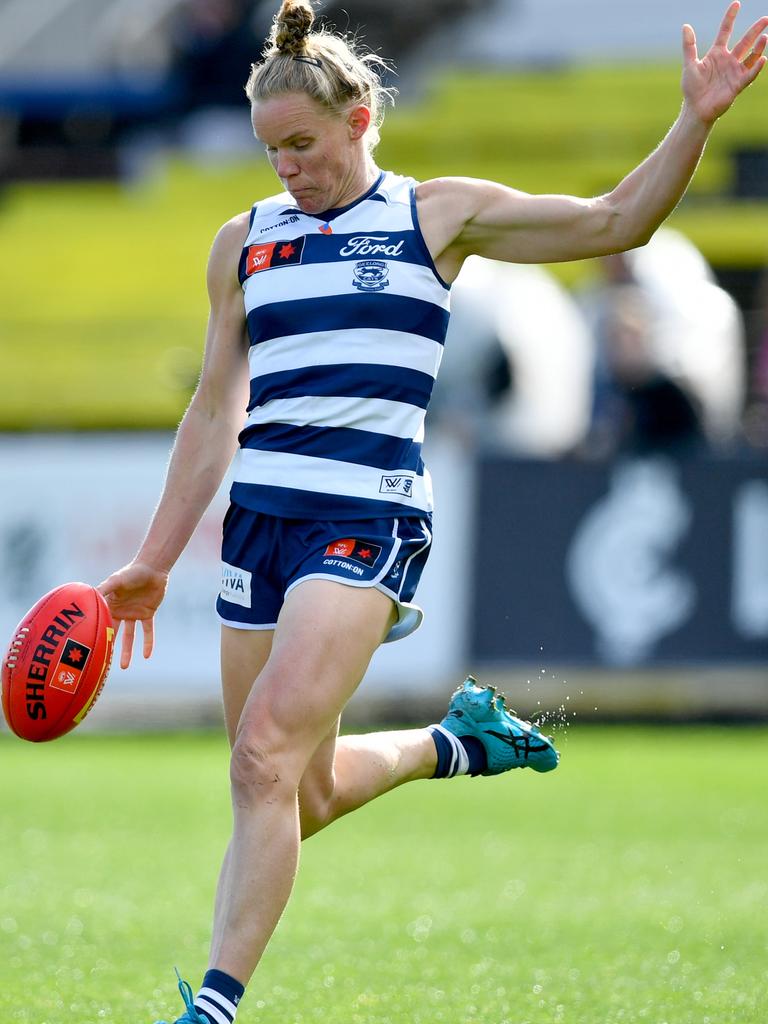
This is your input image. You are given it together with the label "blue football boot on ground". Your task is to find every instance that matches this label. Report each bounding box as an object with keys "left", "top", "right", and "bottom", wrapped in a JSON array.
[
  {"left": 154, "top": 969, "right": 210, "bottom": 1024},
  {"left": 441, "top": 676, "right": 560, "bottom": 774}
]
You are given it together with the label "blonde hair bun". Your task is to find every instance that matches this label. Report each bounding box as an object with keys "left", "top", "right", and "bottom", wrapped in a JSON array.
[{"left": 273, "top": 0, "right": 315, "bottom": 57}]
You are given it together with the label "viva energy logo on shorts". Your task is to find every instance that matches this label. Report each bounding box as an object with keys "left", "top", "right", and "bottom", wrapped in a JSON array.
[
  {"left": 324, "top": 539, "right": 383, "bottom": 568},
  {"left": 220, "top": 563, "right": 252, "bottom": 608},
  {"left": 245, "top": 236, "right": 306, "bottom": 275}
]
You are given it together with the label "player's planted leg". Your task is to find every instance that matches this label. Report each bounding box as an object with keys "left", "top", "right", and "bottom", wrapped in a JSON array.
[{"left": 210, "top": 581, "right": 396, "bottom": 987}]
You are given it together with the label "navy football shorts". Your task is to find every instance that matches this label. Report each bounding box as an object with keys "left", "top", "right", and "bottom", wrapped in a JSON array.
[{"left": 216, "top": 504, "right": 433, "bottom": 643}]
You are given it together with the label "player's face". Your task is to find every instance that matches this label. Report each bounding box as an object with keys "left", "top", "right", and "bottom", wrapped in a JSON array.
[{"left": 252, "top": 92, "right": 371, "bottom": 215}]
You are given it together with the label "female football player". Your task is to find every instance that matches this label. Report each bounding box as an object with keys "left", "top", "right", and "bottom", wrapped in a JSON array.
[{"left": 99, "top": 2, "right": 767, "bottom": 1021}]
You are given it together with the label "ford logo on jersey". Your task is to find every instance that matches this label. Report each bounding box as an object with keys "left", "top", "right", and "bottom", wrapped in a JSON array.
[
  {"left": 352, "top": 260, "right": 390, "bottom": 292},
  {"left": 339, "top": 235, "right": 405, "bottom": 257}
]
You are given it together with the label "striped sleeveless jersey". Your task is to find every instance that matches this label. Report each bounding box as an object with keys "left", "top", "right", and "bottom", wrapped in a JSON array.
[{"left": 230, "top": 170, "right": 451, "bottom": 520}]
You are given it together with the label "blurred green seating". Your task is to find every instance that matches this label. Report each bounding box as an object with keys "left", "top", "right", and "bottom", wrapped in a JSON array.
[{"left": 2, "top": 65, "right": 767, "bottom": 430}]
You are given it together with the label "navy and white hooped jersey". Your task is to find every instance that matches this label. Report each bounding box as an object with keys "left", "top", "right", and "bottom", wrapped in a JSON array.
[{"left": 230, "top": 170, "right": 452, "bottom": 521}]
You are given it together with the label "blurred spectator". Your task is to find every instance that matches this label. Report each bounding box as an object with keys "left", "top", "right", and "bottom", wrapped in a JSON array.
[
  {"left": 164, "top": 0, "right": 263, "bottom": 157},
  {"left": 491, "top": 262, "right": 594, "bottom": 456},
  {"left": 579, "top": 229, "right": 746, "bottom": 450},
  {"left": 431, "top": 256, "right": 594, "bottom": 456},
  {"left": 584, "top": 285, "right": 707, "bottom": 458},
  {"left": 427, "top": 262, "right": 514, "bottom": 445},
  {"left": 168, "top": 0, "right": 262, "bottom": 115}
]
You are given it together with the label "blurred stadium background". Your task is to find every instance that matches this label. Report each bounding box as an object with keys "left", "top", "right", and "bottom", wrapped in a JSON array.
[
  {"left": 1, "top": 0, "right": 767, "bottom": 730},
  {"left": 2, "top": 5, "right": 768, "bottom": 1024}
]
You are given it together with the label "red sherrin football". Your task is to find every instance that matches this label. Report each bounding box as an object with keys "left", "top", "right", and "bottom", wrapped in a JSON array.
[{"left": 2, "top": 582, "right": 115, "bottom": 742}]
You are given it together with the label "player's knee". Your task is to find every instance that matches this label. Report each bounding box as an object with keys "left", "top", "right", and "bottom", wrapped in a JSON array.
[{"left": 229, "top": 733, "right": 297, "bottom": 803}]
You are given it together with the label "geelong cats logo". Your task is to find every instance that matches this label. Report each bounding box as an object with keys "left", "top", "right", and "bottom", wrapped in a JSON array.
[{"left": 353, "top": 260, "right": 390, "bottom": 292}]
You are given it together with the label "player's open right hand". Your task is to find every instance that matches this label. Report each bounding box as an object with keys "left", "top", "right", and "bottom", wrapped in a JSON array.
[{"left": 97, "top": 563, "right": 169, "bottom": 669}]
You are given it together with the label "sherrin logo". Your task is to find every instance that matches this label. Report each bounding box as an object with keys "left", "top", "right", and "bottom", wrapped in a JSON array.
[{"left": 339, "top": 235, "right": 405, "bottom": 258}]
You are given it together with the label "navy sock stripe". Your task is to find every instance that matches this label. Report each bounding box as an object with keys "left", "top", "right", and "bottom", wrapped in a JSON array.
[
  {"left": 196, "top": 969, "right": 245, "bottom": 1023},
  {"left": 196, "top": 995, "right": 234, "bottom": 1024},
  {"left": 430, "top": 726, "right": 455, "bottom": 778},
  {"left": 430, "top": 726, "right": 488, "bottom": 778},
  {"left": 201, "top": 970, "right": 244, "bottom": 1003},
  {"left": 461, "top": 735, "right": 488, "bottom": 776}
]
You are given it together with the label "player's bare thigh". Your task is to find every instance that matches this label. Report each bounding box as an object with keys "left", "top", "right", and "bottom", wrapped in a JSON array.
[
  {"left": 221, "top": 584, "right": 396, "bottom": 823},
  {"left": 220, "top": 625, "right": 273, "bottom": 747}
]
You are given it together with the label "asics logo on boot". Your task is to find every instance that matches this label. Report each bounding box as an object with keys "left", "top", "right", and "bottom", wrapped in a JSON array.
[{"left": 484, "top": 726, "right": 549, "bottom": 761}]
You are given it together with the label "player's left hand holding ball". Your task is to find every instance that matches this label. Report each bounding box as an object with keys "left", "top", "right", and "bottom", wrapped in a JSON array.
[{"left": 97, "top": 562, "right": 169, "bottom": 669}]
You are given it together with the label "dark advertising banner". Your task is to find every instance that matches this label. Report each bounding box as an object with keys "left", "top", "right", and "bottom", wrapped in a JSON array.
[{"left": 471, "top": 456, "right": 768, "bottom": 666}]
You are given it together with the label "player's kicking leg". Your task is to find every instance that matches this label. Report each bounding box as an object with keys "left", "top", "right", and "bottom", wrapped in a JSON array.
[{"left": 296, "top": 678, "right": 559, "bottom": 838}]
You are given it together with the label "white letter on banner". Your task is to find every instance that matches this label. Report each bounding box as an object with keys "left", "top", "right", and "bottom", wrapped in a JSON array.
[
  {"left": 732, "top": 481, "right": 768, "bottom": 638},
  {"left": 566, "top": 460, "right": 696, "bottom": 665}
]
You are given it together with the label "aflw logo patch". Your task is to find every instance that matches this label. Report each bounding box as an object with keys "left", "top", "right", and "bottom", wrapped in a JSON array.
[
  {"left": 50, "top": 639, "right": 92, "bottom": 695},
  {"left": 324, "top": 539, "right": 382, "bottom": 567},
  {"left": 379, "top": 474, "right": 414, "bottom": 498},
  {"left": 245, "top": 236, "right": 305, "bottom": 275}
]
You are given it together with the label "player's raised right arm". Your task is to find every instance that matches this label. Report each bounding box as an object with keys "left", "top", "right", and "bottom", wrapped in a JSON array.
[{"left": 98, "top": 213, "right": 251, "bottom": 668}]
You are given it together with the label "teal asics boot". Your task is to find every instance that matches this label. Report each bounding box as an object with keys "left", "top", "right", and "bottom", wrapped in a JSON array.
[
  {"left": 154, "top": 969, "right": 210, "bottom": 1024},
  {"left": 441, "top": 676, "right": 560, "bottom": 774}
]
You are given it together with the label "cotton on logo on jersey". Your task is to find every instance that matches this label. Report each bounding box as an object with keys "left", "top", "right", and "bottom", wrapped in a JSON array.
[
  {"left": 245, "top": 236, "right": 306, "bottom": 275},
  {"left": 220, "top": 563, "right": 252, "bottom": 608},
  {"left": 324, "top": 539, "right": 383, "bottom": 567},
  {"left": 258, "top": 213, "right": 300, "bottom": 234}
]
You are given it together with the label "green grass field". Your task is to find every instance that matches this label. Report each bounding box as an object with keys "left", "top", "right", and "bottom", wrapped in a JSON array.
[{"left": 1, "top": 726, "right": 766, "bottom": 1024}]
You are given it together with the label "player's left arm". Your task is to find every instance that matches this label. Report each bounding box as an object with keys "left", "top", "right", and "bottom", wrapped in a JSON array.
[{"left": 426, "top": 2, "right": 767, "bottom": 273}]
